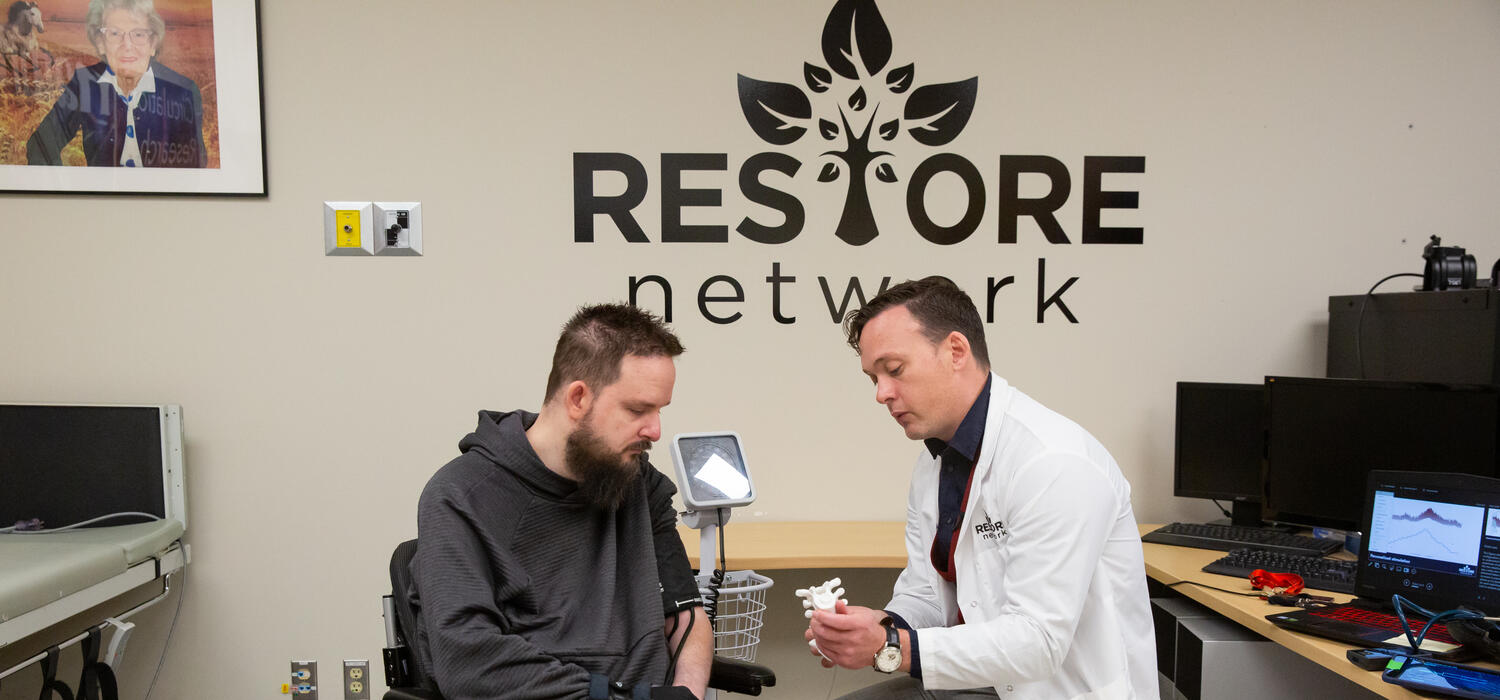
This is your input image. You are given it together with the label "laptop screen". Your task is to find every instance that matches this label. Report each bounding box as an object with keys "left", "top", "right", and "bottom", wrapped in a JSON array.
[{"left": 1357, "top": 470, "right": 1500, "bottom": 615}]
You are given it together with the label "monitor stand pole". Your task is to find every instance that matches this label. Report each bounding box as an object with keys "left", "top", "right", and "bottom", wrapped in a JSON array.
[
  {"left": 681, "top": 507, "right": 732, "bottom": 573},
  {"left": 1230, "top": 500, "right": 1263, "bottom": 527}
]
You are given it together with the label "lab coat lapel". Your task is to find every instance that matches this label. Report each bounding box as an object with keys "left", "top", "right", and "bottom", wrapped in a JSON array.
[{"left": 955, "top": 373, "right": 1011, "bottom": 569}]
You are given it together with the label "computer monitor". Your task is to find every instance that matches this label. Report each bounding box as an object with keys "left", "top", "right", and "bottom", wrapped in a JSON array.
[
  {"left": 669, "top": 432, "right": 756, "bottom": 510},
  {"left": 1263, "top": 377, "right": 1500, "bottom": 531},
  {"left": 1174, "top": 382, "right": 1266, "bottom": 526},
  {"left": 1357, "top": 470, "right": 1500, "bottom": 616},
  {"left": 0, "top": 404, "right": 186, "bottom": 528}
]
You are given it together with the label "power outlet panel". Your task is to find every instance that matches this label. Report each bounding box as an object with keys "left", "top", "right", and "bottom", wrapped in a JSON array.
[
  {"left": 344, "top": 659, "right": 371, "bottom": 699},
  {"left": 324, "top": 202, "right": 373, "bottom": 256},
  {"left": 290, "top": 659, "right": 318, "bottom": 699},
  {"left": 372, "top": 201, "right": 423, "bottom": 256}
]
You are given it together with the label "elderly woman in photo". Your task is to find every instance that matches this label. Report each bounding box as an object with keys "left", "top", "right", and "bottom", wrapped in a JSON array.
[{"left": 27, "top": 0, "right": 205, "bottom": 167}]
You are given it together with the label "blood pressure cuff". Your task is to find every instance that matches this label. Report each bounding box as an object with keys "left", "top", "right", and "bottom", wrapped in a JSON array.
[{"left": 653, "top": 514, "right": 703, "bottom": 616}]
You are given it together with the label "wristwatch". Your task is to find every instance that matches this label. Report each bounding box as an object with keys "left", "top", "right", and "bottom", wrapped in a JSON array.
[{"left": 873, "top": 617, "right": 902, "bottom": 673}]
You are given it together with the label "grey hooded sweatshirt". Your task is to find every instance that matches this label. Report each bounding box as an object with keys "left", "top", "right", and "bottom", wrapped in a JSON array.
[{"left": 410, "top": 410, "right": 699, "bottom": 699}]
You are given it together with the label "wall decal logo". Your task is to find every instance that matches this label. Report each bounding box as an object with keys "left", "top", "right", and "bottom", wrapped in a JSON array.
[
  {"left": 736, "top": 0, "right": 977, "bottom": 245},
  {"left": 570, "top": 0, "right": 1148, "bottom": 327}
]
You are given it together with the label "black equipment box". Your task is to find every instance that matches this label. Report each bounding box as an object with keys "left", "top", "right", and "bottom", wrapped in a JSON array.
[{"left": 1328, "top": 288, "right": 1499, "bottom": 385}]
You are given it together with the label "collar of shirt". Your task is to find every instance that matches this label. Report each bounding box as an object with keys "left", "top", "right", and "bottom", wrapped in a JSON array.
[
  {"left": 99, "top": 63, "right": 158, "bottom": 100},
  {"left": 923, "top": 374, "right": 993, "bottom": 462}
]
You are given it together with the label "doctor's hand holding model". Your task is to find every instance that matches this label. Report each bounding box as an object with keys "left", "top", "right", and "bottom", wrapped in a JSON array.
[{"left": 806, "top": 276, "right": 1158, "bottom": 700}]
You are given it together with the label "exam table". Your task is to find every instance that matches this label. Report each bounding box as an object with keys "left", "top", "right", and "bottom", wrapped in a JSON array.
[
  {"left": 0, "top": 519, "right": 186, "bottom": 652},
  {"left": 0, "top": 403, "right": 189, "bottom": 695}
]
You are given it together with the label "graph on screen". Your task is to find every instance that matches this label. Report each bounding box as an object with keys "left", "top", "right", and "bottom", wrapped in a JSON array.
[{"left": 1369, "top": 491, "right": 1483, "bottom": 567}]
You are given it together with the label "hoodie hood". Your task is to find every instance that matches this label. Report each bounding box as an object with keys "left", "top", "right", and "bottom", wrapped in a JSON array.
[{"left": 458, "top": 409, "right": 579, "bottom": 500}]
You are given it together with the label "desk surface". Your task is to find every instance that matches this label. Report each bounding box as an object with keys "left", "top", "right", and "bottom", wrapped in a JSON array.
[
  {"left": 1140, "top": 523, "right": 1429, "bottom": 700},
  {"left": 681, "top": 521, "right": 1465, "bottom": 697},
  {"left": 677, "top": 521, "right": 906, "bottom": 570}
]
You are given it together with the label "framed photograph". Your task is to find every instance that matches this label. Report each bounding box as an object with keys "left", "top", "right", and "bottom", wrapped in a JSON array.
[{"left": 0, "top": 0, "right": 265, "bottom": 195}]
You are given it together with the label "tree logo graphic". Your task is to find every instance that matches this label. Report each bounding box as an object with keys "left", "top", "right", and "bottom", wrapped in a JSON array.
[{"left": 736, "top": 0, "right": 978, "bottom": 246}]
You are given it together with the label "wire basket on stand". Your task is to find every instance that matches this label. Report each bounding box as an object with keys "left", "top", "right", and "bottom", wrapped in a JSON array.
[{"left": 697, "top": 569, "right": 774, "bottom": 662}]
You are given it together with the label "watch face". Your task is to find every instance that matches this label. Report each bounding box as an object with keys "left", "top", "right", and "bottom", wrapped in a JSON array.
[{"left": 875, "top": 646, "right": 902, "bottom": 673}]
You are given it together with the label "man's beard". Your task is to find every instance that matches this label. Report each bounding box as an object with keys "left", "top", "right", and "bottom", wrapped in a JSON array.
[{"left": 565, "top": 416, "right": 650, "bottom": 510}]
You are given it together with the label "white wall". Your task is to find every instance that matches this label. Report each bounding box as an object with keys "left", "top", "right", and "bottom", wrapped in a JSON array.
[{"left": 2, "top": 1, "right": 1498, "bottom": 697}]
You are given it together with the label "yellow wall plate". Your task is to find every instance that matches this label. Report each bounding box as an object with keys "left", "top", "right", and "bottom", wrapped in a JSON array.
[
  {"left": 335, "top": 210, "right": 362, "bottom": 248},
  {"left": 324, "top": 202, "right": 373, "bottom": 255}
]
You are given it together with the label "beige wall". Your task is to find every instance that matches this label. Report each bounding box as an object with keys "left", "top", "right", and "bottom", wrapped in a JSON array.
[{"left": 3, "top": 1, "right": 1498, "bottom": 697}]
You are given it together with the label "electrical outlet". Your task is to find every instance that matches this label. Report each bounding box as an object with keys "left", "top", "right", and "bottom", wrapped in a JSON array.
[
  {"left": 343, "top": 660, "right": 370, "bottom": 699},
  {"left": 372, "top": 201, "right": 423, "bottom": 256},
  {"left": 290, "top": 660, "right": 318, "bottom": 699}
]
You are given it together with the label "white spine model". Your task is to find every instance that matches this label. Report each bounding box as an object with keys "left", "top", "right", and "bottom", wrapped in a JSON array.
[{"left": 795, "top": 578, "right": 847, "bottom": 659}]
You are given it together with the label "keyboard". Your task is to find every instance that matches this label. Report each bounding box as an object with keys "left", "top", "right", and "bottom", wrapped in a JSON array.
[
  {"left": 1141, "top": 522, "right": 1343, "bottom": 557},
  {"left": 1309, "top": 605, "right": 1459, "bottom": 646},
  {"left": 1202, "top": 548, "right": 1357, "bottom": 594}
]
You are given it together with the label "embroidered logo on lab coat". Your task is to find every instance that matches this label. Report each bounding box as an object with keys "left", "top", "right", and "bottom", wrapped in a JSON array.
[{"left": 974, "top": 514, "right": 1007, "bottom": 541}]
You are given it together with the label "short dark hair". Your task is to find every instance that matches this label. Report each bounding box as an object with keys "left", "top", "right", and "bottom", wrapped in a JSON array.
[
  {"left": 544, "top": 303, "right": 685, "bottom": 401},
  {"left": 842, "top": 276, "right": 990, "bottom": 370}
]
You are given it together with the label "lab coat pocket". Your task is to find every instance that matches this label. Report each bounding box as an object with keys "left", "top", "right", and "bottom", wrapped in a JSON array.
[{"left": 971, "top": 529, "right": 1010, "bottom": 606}]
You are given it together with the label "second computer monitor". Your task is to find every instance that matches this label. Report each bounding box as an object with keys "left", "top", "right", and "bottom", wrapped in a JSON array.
[
  {"left": 1263, "top": 377, "right": 1500, "bottom": 531},
  {"left": 1174, "top": 382, "right": 1266, "bottom": 526}
]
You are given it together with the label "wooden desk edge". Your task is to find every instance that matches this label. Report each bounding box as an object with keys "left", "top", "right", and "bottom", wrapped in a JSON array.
[{"left": 677, "top": 521, "right": 906, "bottom": 570}]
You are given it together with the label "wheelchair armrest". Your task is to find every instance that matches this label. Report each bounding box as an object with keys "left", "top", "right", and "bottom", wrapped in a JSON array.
[
  {"left": 708, "top": 657, "right": 776, "bottom": 696},
  {"left": 382, "top": 688, "right": 444, "bottom": 700}
]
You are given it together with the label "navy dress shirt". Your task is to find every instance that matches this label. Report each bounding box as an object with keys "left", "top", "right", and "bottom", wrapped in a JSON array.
[{"left": 887, "top": 376, "right": 991, "bottom": 679}]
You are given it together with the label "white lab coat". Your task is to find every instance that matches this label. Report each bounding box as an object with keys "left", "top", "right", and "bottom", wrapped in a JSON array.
[{"left": 884, "top": 374, "right": 1158, "bottom": 699}]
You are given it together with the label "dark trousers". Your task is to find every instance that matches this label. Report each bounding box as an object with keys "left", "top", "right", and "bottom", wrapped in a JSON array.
[{"left": 837, "top": 676, "right": 1000, "bottom": 699}]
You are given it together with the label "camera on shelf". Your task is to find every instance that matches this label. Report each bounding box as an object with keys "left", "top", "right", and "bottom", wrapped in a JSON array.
[{"left": 1421, "top": 235, "right": 1478, "bottom": 290}]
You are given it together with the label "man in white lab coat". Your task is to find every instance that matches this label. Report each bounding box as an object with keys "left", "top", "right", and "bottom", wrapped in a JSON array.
[{"left": 807, "top": 276, "right": 1158, "bottom": 699}]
